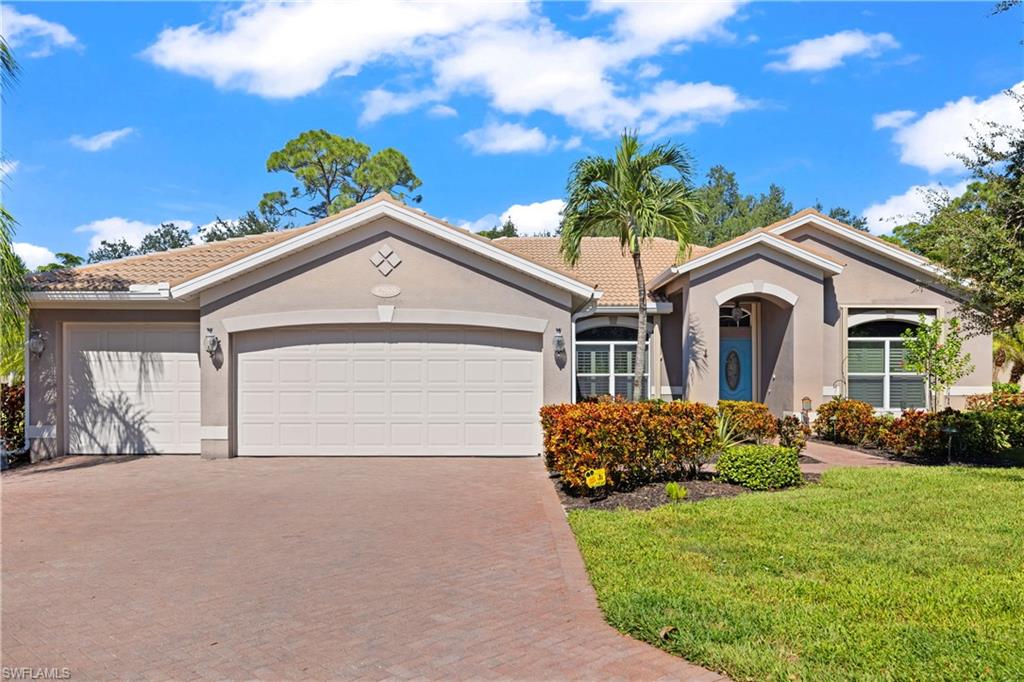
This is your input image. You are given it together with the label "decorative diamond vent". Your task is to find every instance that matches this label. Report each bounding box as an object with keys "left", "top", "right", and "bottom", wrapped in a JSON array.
[{"left": 370, "top": 244, "right": 402, "bottom": 276}]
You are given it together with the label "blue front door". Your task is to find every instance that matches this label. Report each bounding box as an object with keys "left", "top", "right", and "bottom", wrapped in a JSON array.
[{"left": 719, "top": 338, "right": 753, "bottom": 401}]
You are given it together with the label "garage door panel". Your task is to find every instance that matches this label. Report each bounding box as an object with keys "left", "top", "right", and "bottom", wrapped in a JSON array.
[
  {"left": 66, "top": 324, "right": 201, "bottom": 455},
  {"left": 236, "top": 325, "right": 542, "bottom": 456},
  {"left": 279, "top": 392, "right": 313, "bottom": 416},
  {"left": 316, "top": 391, "right": 351, "bottom": 415},
  {"left": 427, "top": 359, "right": 460, "bottom": 383}
]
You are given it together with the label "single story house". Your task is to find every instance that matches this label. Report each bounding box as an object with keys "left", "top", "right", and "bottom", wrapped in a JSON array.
[{"left": 23, "top": 193, "right": 992, "bottom": 460}]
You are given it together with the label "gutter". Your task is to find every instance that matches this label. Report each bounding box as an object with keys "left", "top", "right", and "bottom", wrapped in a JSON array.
[{"left": 27, "top": 282, "right": 172, "bottom": 302}]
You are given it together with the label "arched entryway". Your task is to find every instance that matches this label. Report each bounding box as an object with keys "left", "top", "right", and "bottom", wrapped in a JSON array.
[{"left": 714, "top": 282, "right": 799, "bottom": 408}]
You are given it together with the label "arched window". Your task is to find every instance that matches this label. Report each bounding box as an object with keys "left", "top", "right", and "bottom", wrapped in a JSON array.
[
  {"left": 719, "top": 305, "right": 751, "bottom": 328},
  {"left": 575, "top": 327, "right": 649, "bottom": 400},
  {"left": 847, "top": 320, "right": 926, "bottom": 410}
]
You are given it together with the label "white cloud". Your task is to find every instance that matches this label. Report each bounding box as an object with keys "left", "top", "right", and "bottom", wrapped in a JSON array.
[
  {"left": 69, "top": 127, "right": 136, "bottom": 152},
  {"left": 501, "top": 199, "right": 565, "bottom": 236},
  {"left": 461, "top": 198, "right": 566, "bottom": 236},
  {"left": 563, "top": 136, "right": 583, "bottom": 151},
  {"left": 143, "top": 1, "right": 528, "bottom": 99},
  {"left": 766, "top": 30, "right": 899, "bottom": 73},
  {"left": 462, "top": 122, "right": 552, "bottom": 154},
  {"left": 634, "top": 80, "right": 751, "bottom": 135},
  {"left": 13, "top": 242, "right": 56, "bottom": 269},
  {"left": 143, "top": 1, "right": 750, "bottom": 136},
  {"left": 862, "top": 180, "right": 970, "bottom": 234},
  {"left": 0, "top": 159, "right": 19, "bottom": 181},
  {"left": 427, "top": 104, "right": 458, "bottom": 118},
  {"left": 873, "top": 109, "right": 916, "bottom": 130},
  {"left": 1, "top": 6, "right": 80, "bottom": 58},
  {"left": 636, "top": 62, "right": 662, "bottom": 80},
  {"left": 459, "top": 213, "right": 501, "bottom": 233},
  {"left": 591, "top": 0, "right": 740, "bottom": 51},
  {"left": 360, "top": 88, "right": 442, "bottom": 125},
  {"left": 879, "top": 82, "right": 1024, "bottom": 173},
  {"left": 74, "top": 217, "right": 194, "bottom": 252}
]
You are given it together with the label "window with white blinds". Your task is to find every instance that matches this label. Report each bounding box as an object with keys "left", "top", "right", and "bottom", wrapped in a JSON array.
[
  {"left": 848, "top": 332, "right": 926, "bottom": 410},
  {"left": 575, "top": 328, "right": 649, "bottom": 400}
]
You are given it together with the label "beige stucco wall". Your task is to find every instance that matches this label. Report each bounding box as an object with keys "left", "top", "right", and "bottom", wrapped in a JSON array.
[
  {"left": 197, "top": 216, "right": 575, "bottom": 456},
  {"left": 788, "top": 227, "right": 993, "bottom": 407},
  {"left": 25, "top": 305, "right": 199, "bottom": 460},
  {"left": 681, "top": 247, "right": 826, "bottom": 413}
]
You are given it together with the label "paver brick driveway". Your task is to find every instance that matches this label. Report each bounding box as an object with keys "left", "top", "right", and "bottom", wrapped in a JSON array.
[{"left": 2, "top": 456, "right": 723, "bottom": 681}]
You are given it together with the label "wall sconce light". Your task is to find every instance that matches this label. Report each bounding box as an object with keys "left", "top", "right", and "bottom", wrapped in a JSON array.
[
  {"left": 26, "top": 330, "right": 45, "bottom": 356},
  {"left": 553, "top": 327, "right": 566, "bottom": 354},
  {"left": 204, "top": 327, "right": 220, "bottom": 359},
  {"left": 731, "top": 304, "right": 745, "bottom": 322},
  {"left": 801, "top": 396, "right": 812, "bottom": 412}
]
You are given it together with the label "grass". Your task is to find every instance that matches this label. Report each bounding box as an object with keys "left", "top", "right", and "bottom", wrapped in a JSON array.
[{"left": 568, "top": 467, "right": 1024, "bottom": 681}]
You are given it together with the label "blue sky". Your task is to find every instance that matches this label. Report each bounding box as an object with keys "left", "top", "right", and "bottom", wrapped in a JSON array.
[{"left": 2, "top": 1, "right": 1021, "bottom": 268}]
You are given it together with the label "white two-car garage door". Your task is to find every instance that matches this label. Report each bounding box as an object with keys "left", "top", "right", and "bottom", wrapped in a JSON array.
[
  {"left": 236, "top": 326, "right": 543, "bottom": 456},
  {"left": 65, "top": 324, "right": 201, "bottom": 454}
]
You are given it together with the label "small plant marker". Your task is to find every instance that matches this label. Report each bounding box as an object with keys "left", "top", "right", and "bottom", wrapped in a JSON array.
[{"left": 585, "top": 468, "right": 607, "bottom": 489}]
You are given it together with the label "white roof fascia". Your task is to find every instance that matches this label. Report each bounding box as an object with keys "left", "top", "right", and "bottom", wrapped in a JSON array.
[{"left": 169, "top": 201, "right": 600, "bottom": 300}]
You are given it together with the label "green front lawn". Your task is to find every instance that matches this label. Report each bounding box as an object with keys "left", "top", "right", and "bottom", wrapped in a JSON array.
[{"left": 568, "top": 467, "right": 1024, "bottom": 681}]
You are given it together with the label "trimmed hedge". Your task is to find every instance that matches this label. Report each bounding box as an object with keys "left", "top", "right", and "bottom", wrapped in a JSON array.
[
  {"left": 717, "top": 400, "right": 777, "bottom": 443},
  {"left": 540, "top": 401, "right": 716, "bottom": 492},
  {"left": 966, "top": 391, "right": 1024, "bottom": 412},
  {"left": 716, "top": 445, "right": 803, "bottom": 490},
  {"left": 881, "top": 408, "right": 1024, "bottom": 463},
  {"left": 813, "top": 398, "right": 880, "bottom": 445}
]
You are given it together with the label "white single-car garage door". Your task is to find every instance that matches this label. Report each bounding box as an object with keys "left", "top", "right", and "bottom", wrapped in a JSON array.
[
  {"left": 65, "top": 323, "right": 201, "bottom": 454},
  {"left": 236, "top": 326, "right": 543, "bottom": 456}
]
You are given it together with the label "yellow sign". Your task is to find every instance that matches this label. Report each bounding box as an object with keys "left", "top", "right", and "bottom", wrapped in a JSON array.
[{"left": 585, "top": 468, "right": 607, "bottom": 488}]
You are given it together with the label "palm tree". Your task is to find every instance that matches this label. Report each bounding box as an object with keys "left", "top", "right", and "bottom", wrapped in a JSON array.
[
  {"left": 994, "top": 324, "right": 1024, "bottom": 385},
  {"left": 0, "top": 36, "right": 26, "bottom": 378},
  {"left": 560, "top": 131, "right": 701, "bottom": 400}
]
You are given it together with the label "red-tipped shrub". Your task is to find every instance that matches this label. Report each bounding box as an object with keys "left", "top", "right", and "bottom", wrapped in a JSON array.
[
  {"left": 540, "top": 400, "right": 716, "bottom": 492},
  {"left": 717, "top": 400, "right": 778, "bottom": 443},
  {"left": 812, "top": 398, "right": 882, "bottom": 445}
]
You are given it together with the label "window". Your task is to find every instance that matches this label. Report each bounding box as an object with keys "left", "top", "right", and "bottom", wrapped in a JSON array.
[
  {"left": 575, "top": 326, "right": 649, "bottom": 400},
  {"left": 719, "top": 305, "right": 751, "bottom": 328},
  {"left": 847, "top": 320, "right": 926, "bottom": 410}
]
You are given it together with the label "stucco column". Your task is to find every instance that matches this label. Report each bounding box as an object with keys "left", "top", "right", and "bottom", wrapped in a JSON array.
[
  {"left": 684, "top": 296, "right": 719, "bottom": 404},
  {"left": 199, "top": 310, "right": 232, "bottom": 459},
  {"left": 790, "top": 296, "right": 823, "bottom": 414}
]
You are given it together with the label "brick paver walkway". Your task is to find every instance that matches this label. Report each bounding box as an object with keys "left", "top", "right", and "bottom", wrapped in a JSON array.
[
  {"left": 802, "top": 440, "right": 904, "bottom": 474},
  {"left": 1, "top": 456, "right": 723, "bottom": 681}
]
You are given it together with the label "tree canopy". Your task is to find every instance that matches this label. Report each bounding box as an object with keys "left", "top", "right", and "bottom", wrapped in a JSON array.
[
  {"left": 260, "top": 130, "right": 422, "bottom": 222},
  {"left": 199, "top": 209, "right": 280, "bottom": 243},
  {"left": 477, "top": 217, "right": 518, "bottom": 240},
  {"left": 886, "top": 92, "right": 1024, "bottom": 332},
  {"left": 87, "top": 223, "right": 194, "bottom": 263},
  {"left": 35, "top": 252, "right": 83, "bottom": 272}
]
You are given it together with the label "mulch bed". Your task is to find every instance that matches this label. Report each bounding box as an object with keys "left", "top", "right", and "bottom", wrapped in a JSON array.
[{"left": 553, "top": 472, "right": 820, "bottom": 512}]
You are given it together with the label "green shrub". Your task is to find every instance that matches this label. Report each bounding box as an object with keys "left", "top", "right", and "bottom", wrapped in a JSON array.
[
  {"left": 993, "top": 382, "right": 1021, "bottom": 395},
  {"left": 717, "top": 400, "right": 778, "bottom": 443},
  {"left": 967, "top": 390, "right": 1024, "bottom": 411},
  {"left": 879, "top": 408, "right": 1024, "bottom": 463},
  {"left": 540, "top": 401, "right": 717, "bottom": 492},
  {"left": 777, "top": 415, "right": 810, "bottom": 453},
  {"left": 813, "top": 398, "right": 881, "bottom": 445},
  {"left": 664, "top": 481, "right": 688, "bottom": 502},
  {"left": 716, "top": 445, "right": 803, "bottom": 490}
]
